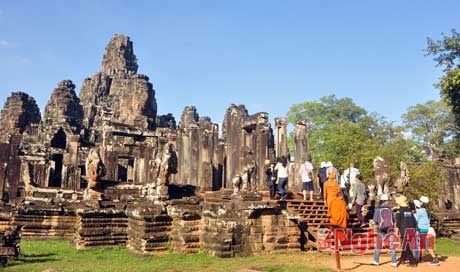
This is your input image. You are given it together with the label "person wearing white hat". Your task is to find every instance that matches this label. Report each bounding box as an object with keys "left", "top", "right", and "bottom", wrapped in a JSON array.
[
  {"left": 326, "top": 162, "right": 340, "bottom": 184},
  {"left": 416, "top": 196, "right": 439, "bottom": 265}
]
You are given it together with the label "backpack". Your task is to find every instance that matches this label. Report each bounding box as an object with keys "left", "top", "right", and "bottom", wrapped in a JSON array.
[{"left": 379, "top": 207, "right": 394, "bottom": 232}]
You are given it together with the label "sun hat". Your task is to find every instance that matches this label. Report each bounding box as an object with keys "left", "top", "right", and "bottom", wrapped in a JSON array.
[
  {"left": 413, "top": 199, "right": 422, "bottom": 208},
  {"left": 380, "top": 194, "right": 389, "bottom": 201},
  {"left": 320, "top": 161, "right": 326, "bottom": 168},
  {"left": 326, "top": 161, "right": 333, "bottom": 168},
  {"left": 420, "top": 196, "right": 429, "bottom": 204},
  {"left": 395, "top": 195, "right": 409, "bottom": 207}
]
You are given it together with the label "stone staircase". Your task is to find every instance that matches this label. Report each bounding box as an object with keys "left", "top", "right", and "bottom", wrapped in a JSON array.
[{"left": 286, "top": 199, "right": 380, "bottom": 254}]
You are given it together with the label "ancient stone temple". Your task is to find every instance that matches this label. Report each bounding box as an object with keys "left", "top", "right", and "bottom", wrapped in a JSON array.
[{"left": 0, "top": 33, "right": 320, "bottom": 260}]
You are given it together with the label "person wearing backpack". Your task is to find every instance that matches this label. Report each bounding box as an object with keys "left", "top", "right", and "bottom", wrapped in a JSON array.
[
  {"left": 396, "top": 195, "right": 418, "bottom": 267},
  {"left": 371, "top": 194, "right": 397, "bottom": 267}
]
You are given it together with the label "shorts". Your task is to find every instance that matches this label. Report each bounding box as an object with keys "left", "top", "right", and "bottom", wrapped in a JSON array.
[{"left": 302, "top": 181, "right": 314, "bottom": 191}]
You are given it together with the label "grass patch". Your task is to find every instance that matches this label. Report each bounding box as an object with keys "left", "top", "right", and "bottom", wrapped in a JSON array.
[
  {"left": 4, "top": 240, "right": 330, "bottom": 272},
  {"left": 436, "top": 238, "right": 460, "bottom": 256}
]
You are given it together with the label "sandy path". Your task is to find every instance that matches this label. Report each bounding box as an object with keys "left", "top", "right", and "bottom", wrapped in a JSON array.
[{"left": 325, "top": 255, "right": 459, "bottom": 272}]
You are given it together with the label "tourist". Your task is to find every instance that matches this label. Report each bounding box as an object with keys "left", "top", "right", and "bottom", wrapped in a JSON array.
[
  {"left": 395, "top": 195, "right": 418, "bottom": 267},
  {"left": 275, "top": 156, "right": 289, "bottom": 201},
  {"left": 323, "top": 172, "right": 341, "bottom": 207},
  {"left": 265, "top": 160, "right": 277, "bottom": 200},
  {"left": 339, "top": 172, "right": 350, "bottom": 205},
  {"left": 371, "top": 194, "right": 397, "bottom": 267},
  {"left": 350, "top": 175, "right": 366, "bottom": 228},
  {"left": 343, "top": 162, "right": 360, "bottom": 197},
  {"left": 328, "top": 191, "right": 349, "bottom": 229},
  {"left": 299, "top": 156, "right": 314, "bottom": 201},
  {"left": 326, "top": 161, "right": 340, "bottom": 181},
  {"left": 419, "top": 196, "right": 431, "bottom": 221},
  {"left": 413, "top": 199, "right": 440, "bottom": 266},
  {"left": 317, "top": 162, "right": 328, "bottom": 198}
]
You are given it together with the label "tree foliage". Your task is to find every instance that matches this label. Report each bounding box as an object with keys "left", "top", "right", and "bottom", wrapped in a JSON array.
[
  {"left": 402, "top": 100, "right": 456, "bottom": 158},
  {"left": 426, "top": 29, "right": 460, "bottom": 129},
  {"left": 286, "top": 95, "right": 423, "bottom": 181}
]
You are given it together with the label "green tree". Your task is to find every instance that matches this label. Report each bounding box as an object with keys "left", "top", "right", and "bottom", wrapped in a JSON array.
[
  {"left": 426, "top": 29, "right": 460, "bottom": 129},
  {"left": 402, "top": 100, "right": 456, "bottom": 158},
  {"left": 286, "top": 95, "right": 420, "bottom": 180}
]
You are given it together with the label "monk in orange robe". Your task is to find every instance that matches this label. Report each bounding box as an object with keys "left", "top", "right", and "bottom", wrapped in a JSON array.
[
  {"left": 323, "top": 172, "right": 341, "bottom": 207},
  {"left": 328, "top": 192, "right": 349, "bottom": 229}
]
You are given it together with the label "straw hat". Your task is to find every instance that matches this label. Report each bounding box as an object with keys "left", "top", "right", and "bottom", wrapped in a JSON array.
[
  {"left": 320, "top": 161, "right": 326, "bottom": 168},
  {"left": 413, "top": 199, "right": 422, "bottom": 208},
  {"left": 395, "top": 195, "right": 408, "bottom": 207},
  {"left": 420, "top": 196, "right": 429, "bottom": 204},
  {"left": 326, "top": 161, "right": 333, "bottom": 167}
]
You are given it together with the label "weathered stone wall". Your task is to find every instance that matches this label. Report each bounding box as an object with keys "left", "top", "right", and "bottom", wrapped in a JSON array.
[
  {"left": 438, "top": 165, "right": 460, "bottom": 211},
  {"left": 293, "top": 120, "right": 309, "bottom": 189},
  {"left": 274, "top": 117, "right": 288, "bottom": 158},
  {"left": 74, "top": 209, "right": 128, "bottom": 250},
  {"left": 126, "top": 203, "right": 173, "bottom": 255},
  {"left": 0, "top": 143, "right": 21, "bottom": 203},
  {"left": 222, "top": 105, "right": 274, "bottom": 190},
  {"left": 167, "top": 198, "right": 202, "bottom": 254},
  {"left": 0, "top": 92, "right": 41, "bottom": 143},
  {"left": 177, "top": 107, "right": 219, "bottom": 191},
  {"left": 14, "top": 209, "right": 77, "bottom": 240},
  {"left": 200, "top": 195, "right": 300, "bottom": 257}
]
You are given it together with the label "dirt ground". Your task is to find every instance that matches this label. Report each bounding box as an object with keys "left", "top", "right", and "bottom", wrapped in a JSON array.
[{"left": 322, "top": 254, "right": 460, "bottom": 272}]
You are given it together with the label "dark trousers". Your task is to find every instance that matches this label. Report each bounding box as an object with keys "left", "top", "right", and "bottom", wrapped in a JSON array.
[
  {"left": 278, "top": 178, "right": 288, "bottom": 199},
  {"left": 400, "top": 234, "right": 418, "bottom": 265},
  {"left": 319, "top": 182, "right": 324, "bottom": 199},
  {"left": 356, "top": 203, "right": 365, "bottom": 226},
  {"left": 267, "top": 182, "right": 276, "bottom": 199},
  {"left": 341, "top": 187, "right": 350, "bottom": 204}
]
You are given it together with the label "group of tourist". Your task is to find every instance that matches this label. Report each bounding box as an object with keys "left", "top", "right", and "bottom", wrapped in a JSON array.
[
  {"left": 265, "top": 158, "right": 441, "bottom": 267},
  {"left": 370, "top": 194, "right": 440, "bottom": 267},
  {"left": 265, "top": 156, "right": 290, "bottom": 201}
]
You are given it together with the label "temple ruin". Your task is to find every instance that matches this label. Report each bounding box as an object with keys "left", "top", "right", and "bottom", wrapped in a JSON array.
[
  {"left": 0, "top": 34, "right": 313, "bottom": 260},
  {"left": 1, "top": 34, "right": 459, "bottom": 264}
]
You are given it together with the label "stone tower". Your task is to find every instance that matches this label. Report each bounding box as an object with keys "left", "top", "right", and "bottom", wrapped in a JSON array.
[
  {"left": 0, "top": 92, "right": 41, "bottom": 143},
  {"left": 79, "top": 34, "right": 157, "bottom": 132}
]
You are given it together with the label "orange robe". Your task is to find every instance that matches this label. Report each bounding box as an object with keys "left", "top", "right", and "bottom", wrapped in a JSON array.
[
  {"left": 328, "top": 198, "right": 349, "bottom": 228},
  {"left": 323, "top": 180, "right": 340, "bottom": 207}
]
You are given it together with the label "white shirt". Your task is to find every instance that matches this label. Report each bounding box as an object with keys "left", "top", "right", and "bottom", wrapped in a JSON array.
[
  {"left": 275, "top": 162, "right": 289, "bottom": 178},
  {"left": 299, "top": 162, "right": 314, "bottom": 182},
  {"left": 343, "top": 167, "right": 360, "bottom": 181}
]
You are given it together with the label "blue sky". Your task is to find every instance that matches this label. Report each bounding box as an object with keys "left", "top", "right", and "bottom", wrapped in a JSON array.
[{"left": 1, "top": 1, "right": 459, "bottom": 126}]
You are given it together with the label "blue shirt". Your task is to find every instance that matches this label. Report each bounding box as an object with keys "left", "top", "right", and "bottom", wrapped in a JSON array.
[{"left": 415, "top": 208, "right": 430, "bottom": 230}]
